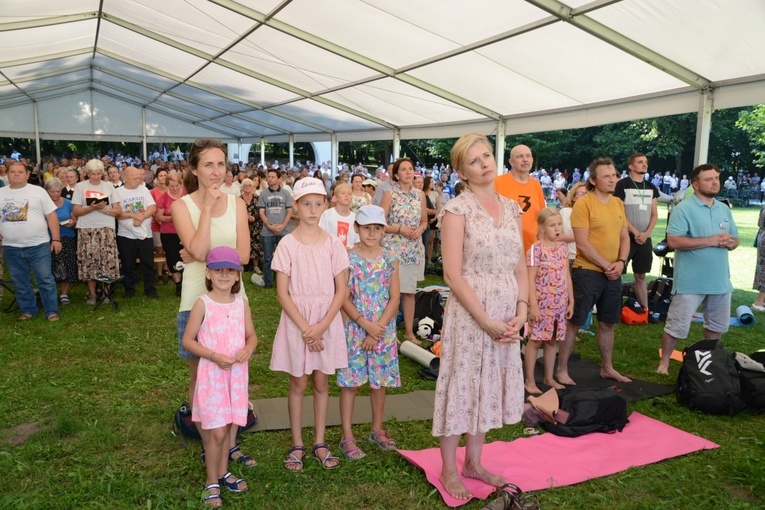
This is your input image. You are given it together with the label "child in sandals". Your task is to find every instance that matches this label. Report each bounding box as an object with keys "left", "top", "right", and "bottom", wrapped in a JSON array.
[
  {"left": 182, "top": 247, "right": 259, "bottom": 507},
  {"left": 269, "top": 178, "right": 350, "bottom": 471},
  {"left": 337, "top": 205, "right": 401, "bottom": 459}
]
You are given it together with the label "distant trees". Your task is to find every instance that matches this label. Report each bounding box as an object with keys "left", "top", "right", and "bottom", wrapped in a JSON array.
[{"left": 2, "top": 106, "right": 764, "bottom": 174}]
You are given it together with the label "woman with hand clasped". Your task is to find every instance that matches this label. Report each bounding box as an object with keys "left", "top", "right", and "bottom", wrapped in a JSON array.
[{"left": 432, "top": 134, "right": 529, "bottom": 501}]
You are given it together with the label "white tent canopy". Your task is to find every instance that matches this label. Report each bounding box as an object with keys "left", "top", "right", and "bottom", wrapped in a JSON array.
[{"left": 1, "top": 0, "right": 765, "bottom": 148}]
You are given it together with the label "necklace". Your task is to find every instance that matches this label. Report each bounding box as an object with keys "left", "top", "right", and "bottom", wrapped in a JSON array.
[
  {"left": 294, "top": 229, "right": 322, "bottom": 247},
  {"left": 629, "top": 175, "right": 647, "bottom": 205}
]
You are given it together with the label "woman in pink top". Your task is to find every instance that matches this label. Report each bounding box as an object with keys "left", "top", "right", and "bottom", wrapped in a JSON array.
[
  {"left": 150, "top": 168, "right": 169, "bottom": 285},
  {"left": 155, "top": 172, "right": 186, "bottom": 296}
]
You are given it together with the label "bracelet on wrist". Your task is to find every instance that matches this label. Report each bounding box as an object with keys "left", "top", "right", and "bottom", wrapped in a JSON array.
[
  {"left": 208, "top": 351, "right": 214, "bottom": 361},
  {"left": 517, "top": 299, "right": 529, "bottom": 307}
]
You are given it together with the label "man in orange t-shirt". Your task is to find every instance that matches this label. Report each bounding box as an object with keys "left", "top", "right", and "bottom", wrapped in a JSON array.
[{"left": 494, "top": 144, "right": 546, "bottom": 253}]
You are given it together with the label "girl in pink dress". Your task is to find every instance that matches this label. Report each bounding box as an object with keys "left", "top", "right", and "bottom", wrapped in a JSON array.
[
  {"left": 525, "top": 207, "right": 574, "bottom": 395},
  {"left": 269, "top": 177, "right": 350, "bottom": 472},
  {"left": 182, "top": 246, "right": 259, "bottom": 508}
]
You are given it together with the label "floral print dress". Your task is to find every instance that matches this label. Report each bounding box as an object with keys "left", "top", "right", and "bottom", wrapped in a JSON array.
[
  {"left": 244, "top": 195, "right": 264, "bottom": 263},
  {"left": 527, "top": 241, "right": 569, "bottom": 342},
  {"left": 336, "top": 250, "right": 400, "bottom": 389},
  {"left": 432, "top": 190, "right": 524, "bottom": 437},
  {"left": 384, "top": 184, "right": 424, "bottom": 266}
]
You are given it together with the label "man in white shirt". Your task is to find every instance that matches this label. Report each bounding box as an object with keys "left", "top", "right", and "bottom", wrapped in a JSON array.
[{"left": 0, "top": 161, "right": 61, "bottom": 320}]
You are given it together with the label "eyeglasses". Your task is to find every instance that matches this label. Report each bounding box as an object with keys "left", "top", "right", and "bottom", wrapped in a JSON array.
[{"left": 575, "top": 191, "right": 587, "bottom": 196}]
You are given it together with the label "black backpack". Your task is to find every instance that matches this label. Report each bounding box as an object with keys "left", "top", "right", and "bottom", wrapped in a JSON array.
[
  {"left": 647, "top": 277, "right": 673, "bottom": 318},
  {"left": 173, "top": 402, "right": 259, "bottom": 448},
  {"left": 414, "top": 290, "right": 445, "bottom": 338},
  {"left": 739, "top": 352, "right": 765, "bottom": 412},
  {"left": 676, "top": 339, "right": 746, "bottom": 415},
  {"left": 173, "top": 402, "right": 201, "bottom": 448},
  {"left": 541, "top": 387, "right": 629, "bottom": 437}
]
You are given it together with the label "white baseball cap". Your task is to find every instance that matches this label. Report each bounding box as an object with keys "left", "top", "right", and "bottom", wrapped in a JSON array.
[
  {"left": 292, "top": 177, "right": 327, "bottom": 200},
  {"left": 355, "top": 205, "right": 387, "bottom": 226}
]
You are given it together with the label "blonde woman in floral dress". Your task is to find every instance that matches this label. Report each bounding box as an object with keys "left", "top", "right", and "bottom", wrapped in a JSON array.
[{"left": 432, "top": 134, "right": 528, "bottom": 501}]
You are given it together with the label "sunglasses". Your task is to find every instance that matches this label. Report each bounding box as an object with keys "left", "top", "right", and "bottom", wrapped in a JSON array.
[{"left": 192, "top": 138, "right": 222, "bottom": 148}]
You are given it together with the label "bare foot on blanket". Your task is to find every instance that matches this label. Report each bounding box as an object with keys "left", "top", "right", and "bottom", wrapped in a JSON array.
[
  {"left": 555, "top": 370, "right": 576, "bottom": 386},
  {"left": 543, "top": 378, "right": 566, "bottom": 390},
  {"left": 440, "top": 471, "right": 472, "bottom": 500},
  {"left": 462, "top": 463, "right": 507, "bottom": 489},
  {"left": 656, "top": 362, "right": 669, "bottom": 375},
  {"left": 601, "top": 368, "right": 632, "bottom": 383},
  {"left": 524, "top": 383, "right": 542, "bottom": 395}
]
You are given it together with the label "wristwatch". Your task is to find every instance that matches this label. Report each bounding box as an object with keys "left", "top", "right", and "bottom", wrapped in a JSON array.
[{"left": 617, "top": 258, "right": 627, "bottom": 266}]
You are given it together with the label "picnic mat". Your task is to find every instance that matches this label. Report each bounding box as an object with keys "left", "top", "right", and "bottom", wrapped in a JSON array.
[
  {"left": 246, "top": 390, "right": 435, "bottom": 432},
  {"left": 247, "top": 355, "right": 672, "bottom": 431},
  {"left": 531, "top": 354, "right": 674, "bottom": 402},
  {"left": 398, "top": 412, "right": 719, "bottom": 507}
]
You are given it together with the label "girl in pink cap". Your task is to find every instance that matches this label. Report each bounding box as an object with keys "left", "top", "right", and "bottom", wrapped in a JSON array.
[{"left": 183, "top": 246, "right": 259, "bottom": 507}]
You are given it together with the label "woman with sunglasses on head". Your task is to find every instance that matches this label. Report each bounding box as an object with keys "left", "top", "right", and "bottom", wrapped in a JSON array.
[{"left": 171, "top": 139, "right": 257, "bottom": 485}]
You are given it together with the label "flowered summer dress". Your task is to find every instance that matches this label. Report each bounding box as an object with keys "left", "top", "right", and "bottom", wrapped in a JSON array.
[
  {"left": 192, "top": 294, "right": 249, "bottom": 430},
  {"left": 432, "top": 189, "right": 524, "bottom": 436},
  {"left": 527, "top": 240, "right": 569, "bottom": 342},
  {"left": 336, "top": 250, "right": 401, "bottom": 389},
  {"left": 384, "top": 183, "right": 425, "bottom": 266}
]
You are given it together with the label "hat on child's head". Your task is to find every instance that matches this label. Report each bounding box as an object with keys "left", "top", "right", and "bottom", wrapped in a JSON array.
[
  {"left": 292, "top": 177, "right": 327, "bottom": 201},
  {"left": 355, "top": 205, "right": 387, "bottom": 226},
  {"left": 206, "top": 246, "right": 242, "bottom": 271},
  {"left": 362, "top": 178, "right": 377, "bottom": 188}
]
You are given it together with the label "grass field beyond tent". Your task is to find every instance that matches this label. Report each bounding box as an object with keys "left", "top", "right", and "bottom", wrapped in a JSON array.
[{"left": 0, "top": 204, "right": 763, "bottom": 509}]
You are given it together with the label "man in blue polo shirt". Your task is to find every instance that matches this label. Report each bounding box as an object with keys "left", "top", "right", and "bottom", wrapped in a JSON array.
[{"left": 657, "top": 163, "right": 739, "bottom": 374}]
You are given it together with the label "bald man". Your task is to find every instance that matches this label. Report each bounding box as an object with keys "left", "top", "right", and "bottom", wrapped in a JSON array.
[{"left": 494, "top": 144, "right": 546, "bottom": 252}]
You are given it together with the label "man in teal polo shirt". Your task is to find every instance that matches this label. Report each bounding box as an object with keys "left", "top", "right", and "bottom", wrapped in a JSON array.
[{"left": 657, "top": 164, "right": 739, "bottom": 374}]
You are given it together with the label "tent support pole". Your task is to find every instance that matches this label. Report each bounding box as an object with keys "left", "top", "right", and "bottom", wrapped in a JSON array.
[
  {"left": 393, "top": 129, "right": 401, "bottom": 161},
  {"left": 260, "top": 137, "right": 265, "bottom": 167},
  {"left": 694, "top": 88, "right": 713, "bottom": 167},
  {"left": 33, "top": 102, "right": 41, "bottom": 167},
  {"left": 142, "top": 108, "right": 147, "bottom": 162},
  {"left": 331, "top": 133, "right": 338, "bottom": 178},
  {"left": 495, "top": 120, "right": 506, "bottom": 175},
  {"left": 289, "top": 134, "right": 295, "bottom": 169}
]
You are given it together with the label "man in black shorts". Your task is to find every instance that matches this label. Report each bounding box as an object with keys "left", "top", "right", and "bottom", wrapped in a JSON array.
[
  {"left": 557, "top": 158, "right": 632, "bottom": 385},
  {"left": 613, "top": 153, "right": 659, "bottom": 310}
]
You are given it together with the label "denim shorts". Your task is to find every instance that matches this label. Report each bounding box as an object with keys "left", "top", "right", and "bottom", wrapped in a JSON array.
[{"left": 177, "top": 310, "right": 199, "bottom": 359}]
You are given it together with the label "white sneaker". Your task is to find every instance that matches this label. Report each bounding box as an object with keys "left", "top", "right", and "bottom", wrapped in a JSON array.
[
  {"left": 751, "top": 303, "right": 765, "bottom": 312},
  {"left": 251, "top": 274, "right": 265, "bottom": 287}
]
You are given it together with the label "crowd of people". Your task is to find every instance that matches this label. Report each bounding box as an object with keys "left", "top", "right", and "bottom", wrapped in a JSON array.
[{"left": 0, "top": 136, "right": 757, "bottom": 506}]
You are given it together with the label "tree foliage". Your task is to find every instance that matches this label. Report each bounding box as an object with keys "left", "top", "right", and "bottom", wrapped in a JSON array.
[
  {"left": 3, "top": 106, "right": 764, "bottom": 174},
  {"left": 736, "top": 105, "right": 765, "bottom": 167}
]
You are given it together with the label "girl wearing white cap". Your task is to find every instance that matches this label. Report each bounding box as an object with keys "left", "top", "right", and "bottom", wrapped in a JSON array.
[
  {"left": 269, "top": 177, "right": 350, "bottom": 472},
  {"left": 337, "top": 205, "right": 401, "bottom": 460}
]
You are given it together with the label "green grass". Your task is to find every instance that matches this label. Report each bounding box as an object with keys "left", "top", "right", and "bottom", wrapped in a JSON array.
[{"left": 0, "top": 204, "right": 763, "bottom": 509}]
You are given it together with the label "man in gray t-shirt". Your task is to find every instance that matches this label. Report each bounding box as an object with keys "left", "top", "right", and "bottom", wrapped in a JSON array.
[
  {"left": 613, "top": 153, "right": 660, "bottom": 310},
  {"left": 257, "top": 168, "right": 293, "bottom": 288}
]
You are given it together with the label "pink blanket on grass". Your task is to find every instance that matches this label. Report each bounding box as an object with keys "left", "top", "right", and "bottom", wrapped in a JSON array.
[{"left": 398, "top": 412, "right": 718, "bottom": 507}]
